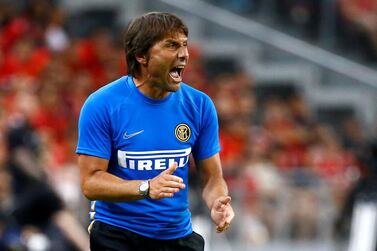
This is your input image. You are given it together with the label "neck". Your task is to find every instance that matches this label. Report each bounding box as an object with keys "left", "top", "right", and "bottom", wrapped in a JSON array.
[{"left": 133, "top": 76, "right": 169, "bottom": 99}]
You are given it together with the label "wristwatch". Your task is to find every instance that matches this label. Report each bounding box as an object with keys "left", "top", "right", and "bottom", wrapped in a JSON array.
[{"left": 138, "top": 180, "right": 150, "bottom": 198}]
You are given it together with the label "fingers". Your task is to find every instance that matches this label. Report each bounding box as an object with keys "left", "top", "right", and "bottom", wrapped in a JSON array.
[
  {"left": 214, "top": 196, "right": 232, "bottom": 211},
  {"left": 218, "top": 196, "right": 231, "bottom": 205},
  {"left": 149, "top": 162, "right": 186, "bottom": 199},
  {"left": 164, "top": 175, "right": 184, "bottom": 185},
  {"left": 159, "top": 192, "right": 175, "bottom": 198},
  {"left": 163, "top": 179, "right": 186, "bottom": 190},
  {"left": 160, "top": 186, "right": 180, "bottom": 194},
  {"left": 217, "top": 211, "right": 231, "bottom": 227},
  {"left": 215, "top": 213, "right": 232, "bottom": 233},
  {"left": 211, "top": 198, "right": 235, "bottom": 234},
  {"left": 216, "top": 211, "right": 232, "bottom": 232},
  {"left": 153, "top": 180, "right": 185, "bottom": 199},
  {"left": 162, "top": 162, "right": 178, "bottom": 175},
  {"left": 154, "top": 187, "right": 182, "bottom": 199}
]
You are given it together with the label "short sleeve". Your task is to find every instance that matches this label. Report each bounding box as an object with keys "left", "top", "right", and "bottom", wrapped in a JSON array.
[
  {"left": 76, "top": 94, "right": 112, "bottom": 159},
  {"left": 192, "top": 96, "right": 220, "bottom": 160}
]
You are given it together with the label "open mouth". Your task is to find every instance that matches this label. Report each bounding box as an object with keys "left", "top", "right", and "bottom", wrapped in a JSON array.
[{"left": 169, "top": 66, "right": 184, "bottom": 83}]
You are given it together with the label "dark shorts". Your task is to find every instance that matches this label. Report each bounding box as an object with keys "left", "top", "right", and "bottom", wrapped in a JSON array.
[{"left": 90, "top": 221, "right": 205, "bottom": 251}]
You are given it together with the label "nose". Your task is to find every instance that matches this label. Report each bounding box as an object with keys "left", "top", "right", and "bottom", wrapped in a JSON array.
[{"left": 178, "top": 47, "right": 189, "bottom": 61}]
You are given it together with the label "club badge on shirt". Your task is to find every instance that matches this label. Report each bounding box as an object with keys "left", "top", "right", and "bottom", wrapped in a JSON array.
[{"left": 175, "top": 123, "right": 191, "bottom": 142}]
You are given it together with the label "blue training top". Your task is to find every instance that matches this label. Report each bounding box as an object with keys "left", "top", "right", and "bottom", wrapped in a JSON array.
[{"left": 76, "top": 76, "right": 220, "bottom": 239}]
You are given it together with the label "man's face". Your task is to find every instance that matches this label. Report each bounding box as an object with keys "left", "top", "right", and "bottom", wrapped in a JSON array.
[{"left": 144, "top": 32, "right": 189, "bottom": 92}]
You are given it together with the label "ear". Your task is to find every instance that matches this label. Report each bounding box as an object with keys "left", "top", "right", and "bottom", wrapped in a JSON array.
[{"left": 136, "top": 54, "right": 148, "bottom": 65}]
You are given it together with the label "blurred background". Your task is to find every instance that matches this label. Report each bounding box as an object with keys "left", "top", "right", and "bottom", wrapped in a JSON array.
[{"left": 1, "top": 0, "right": 377, "bottom": 250}]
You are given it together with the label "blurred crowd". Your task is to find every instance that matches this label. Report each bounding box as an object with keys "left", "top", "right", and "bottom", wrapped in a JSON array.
[
  {"left": 189, "top": 66, "right": 377, "bottom": 245},
  {"left": 211, "top": 77, "right": 377, "bottom": 244},
  {"left": 1, "top": 0, "right": 377, "bottom": 250},
  {"left": 209, "top": 0, "right": 377, "bottom": 62},
  {"left": 0, "top": 0, "right": 124, "bottom": 250}
]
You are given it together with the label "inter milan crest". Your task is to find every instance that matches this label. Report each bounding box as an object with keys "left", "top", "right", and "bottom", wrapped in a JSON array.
[{"left": 175, "top": 123, "right": 191, "bottom": 142}]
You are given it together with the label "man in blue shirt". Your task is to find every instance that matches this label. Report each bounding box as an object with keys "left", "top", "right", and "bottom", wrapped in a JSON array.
[{"left": 77, "top": 12, "right": 234, "bottom": 251}]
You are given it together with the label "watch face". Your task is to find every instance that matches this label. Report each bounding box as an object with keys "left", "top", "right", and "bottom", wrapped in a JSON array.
[{"left": 140, "top": 182, "right": 149, "bottom": 192}]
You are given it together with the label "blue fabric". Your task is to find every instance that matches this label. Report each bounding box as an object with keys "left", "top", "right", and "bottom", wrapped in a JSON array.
[{"left": 76, "top": 76, "right": 220, "bottom": 239}]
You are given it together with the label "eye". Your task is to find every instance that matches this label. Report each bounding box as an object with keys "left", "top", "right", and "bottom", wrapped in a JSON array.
[{"left": 166, "top": 42, "right": 179, "bottom": 49}]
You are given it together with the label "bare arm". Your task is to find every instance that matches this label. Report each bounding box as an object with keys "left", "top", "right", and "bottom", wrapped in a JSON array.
[
  {"left": 53, "top": 210, "right": 90, "bottom": 251},
  {"left": 197, "top": 153, "right": 234, "bottom": 233},
  {"left": 199, "top": 154, "right": 228, "bottom": 208},
  {"left": 79, "top": 154, "right": 142, "bottom": 201},
  {"left": 78, "top": 155, "right": 185, "bottom": 201}
]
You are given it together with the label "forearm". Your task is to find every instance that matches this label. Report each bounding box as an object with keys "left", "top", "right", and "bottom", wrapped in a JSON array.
[
  {"left": 197, "top": 155, "right": 234, "bottom": 232},
  {"left": 81, "top": 170, "right": 143, "bottom": 202},
  {"left": 198, "top": 154, "right": 229, "bottom": 209},
  {"left": 202, "top": 176, "right": 228, "bottom": 210},
  {"left": 79, "top": 156, "right": 185, "bottom": 202},
  {"left": 53, "top": 210, "right": 90, "bottom": 251}
]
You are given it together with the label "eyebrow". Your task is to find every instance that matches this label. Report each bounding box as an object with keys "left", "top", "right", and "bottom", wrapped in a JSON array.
[{"left": 164, "top": 38, "right": 188, "bottom": 44}]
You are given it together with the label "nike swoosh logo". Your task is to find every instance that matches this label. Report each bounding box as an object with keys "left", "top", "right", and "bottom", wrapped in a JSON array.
[{"left": 123, "top": 130, "right": 144, "bottom": 139}]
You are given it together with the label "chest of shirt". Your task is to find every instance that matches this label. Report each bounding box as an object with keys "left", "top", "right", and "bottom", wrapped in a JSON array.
[
  {"left": 111, "top": 102, "right": 200, "bottom": 151},
  {"left": 108, "top": 101, "right": 200, "bottom": 173}
]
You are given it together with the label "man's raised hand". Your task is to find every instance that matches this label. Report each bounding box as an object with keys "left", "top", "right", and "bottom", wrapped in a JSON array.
[{"left": 149, "top": 162, "right": 186, "bottom": 199}]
